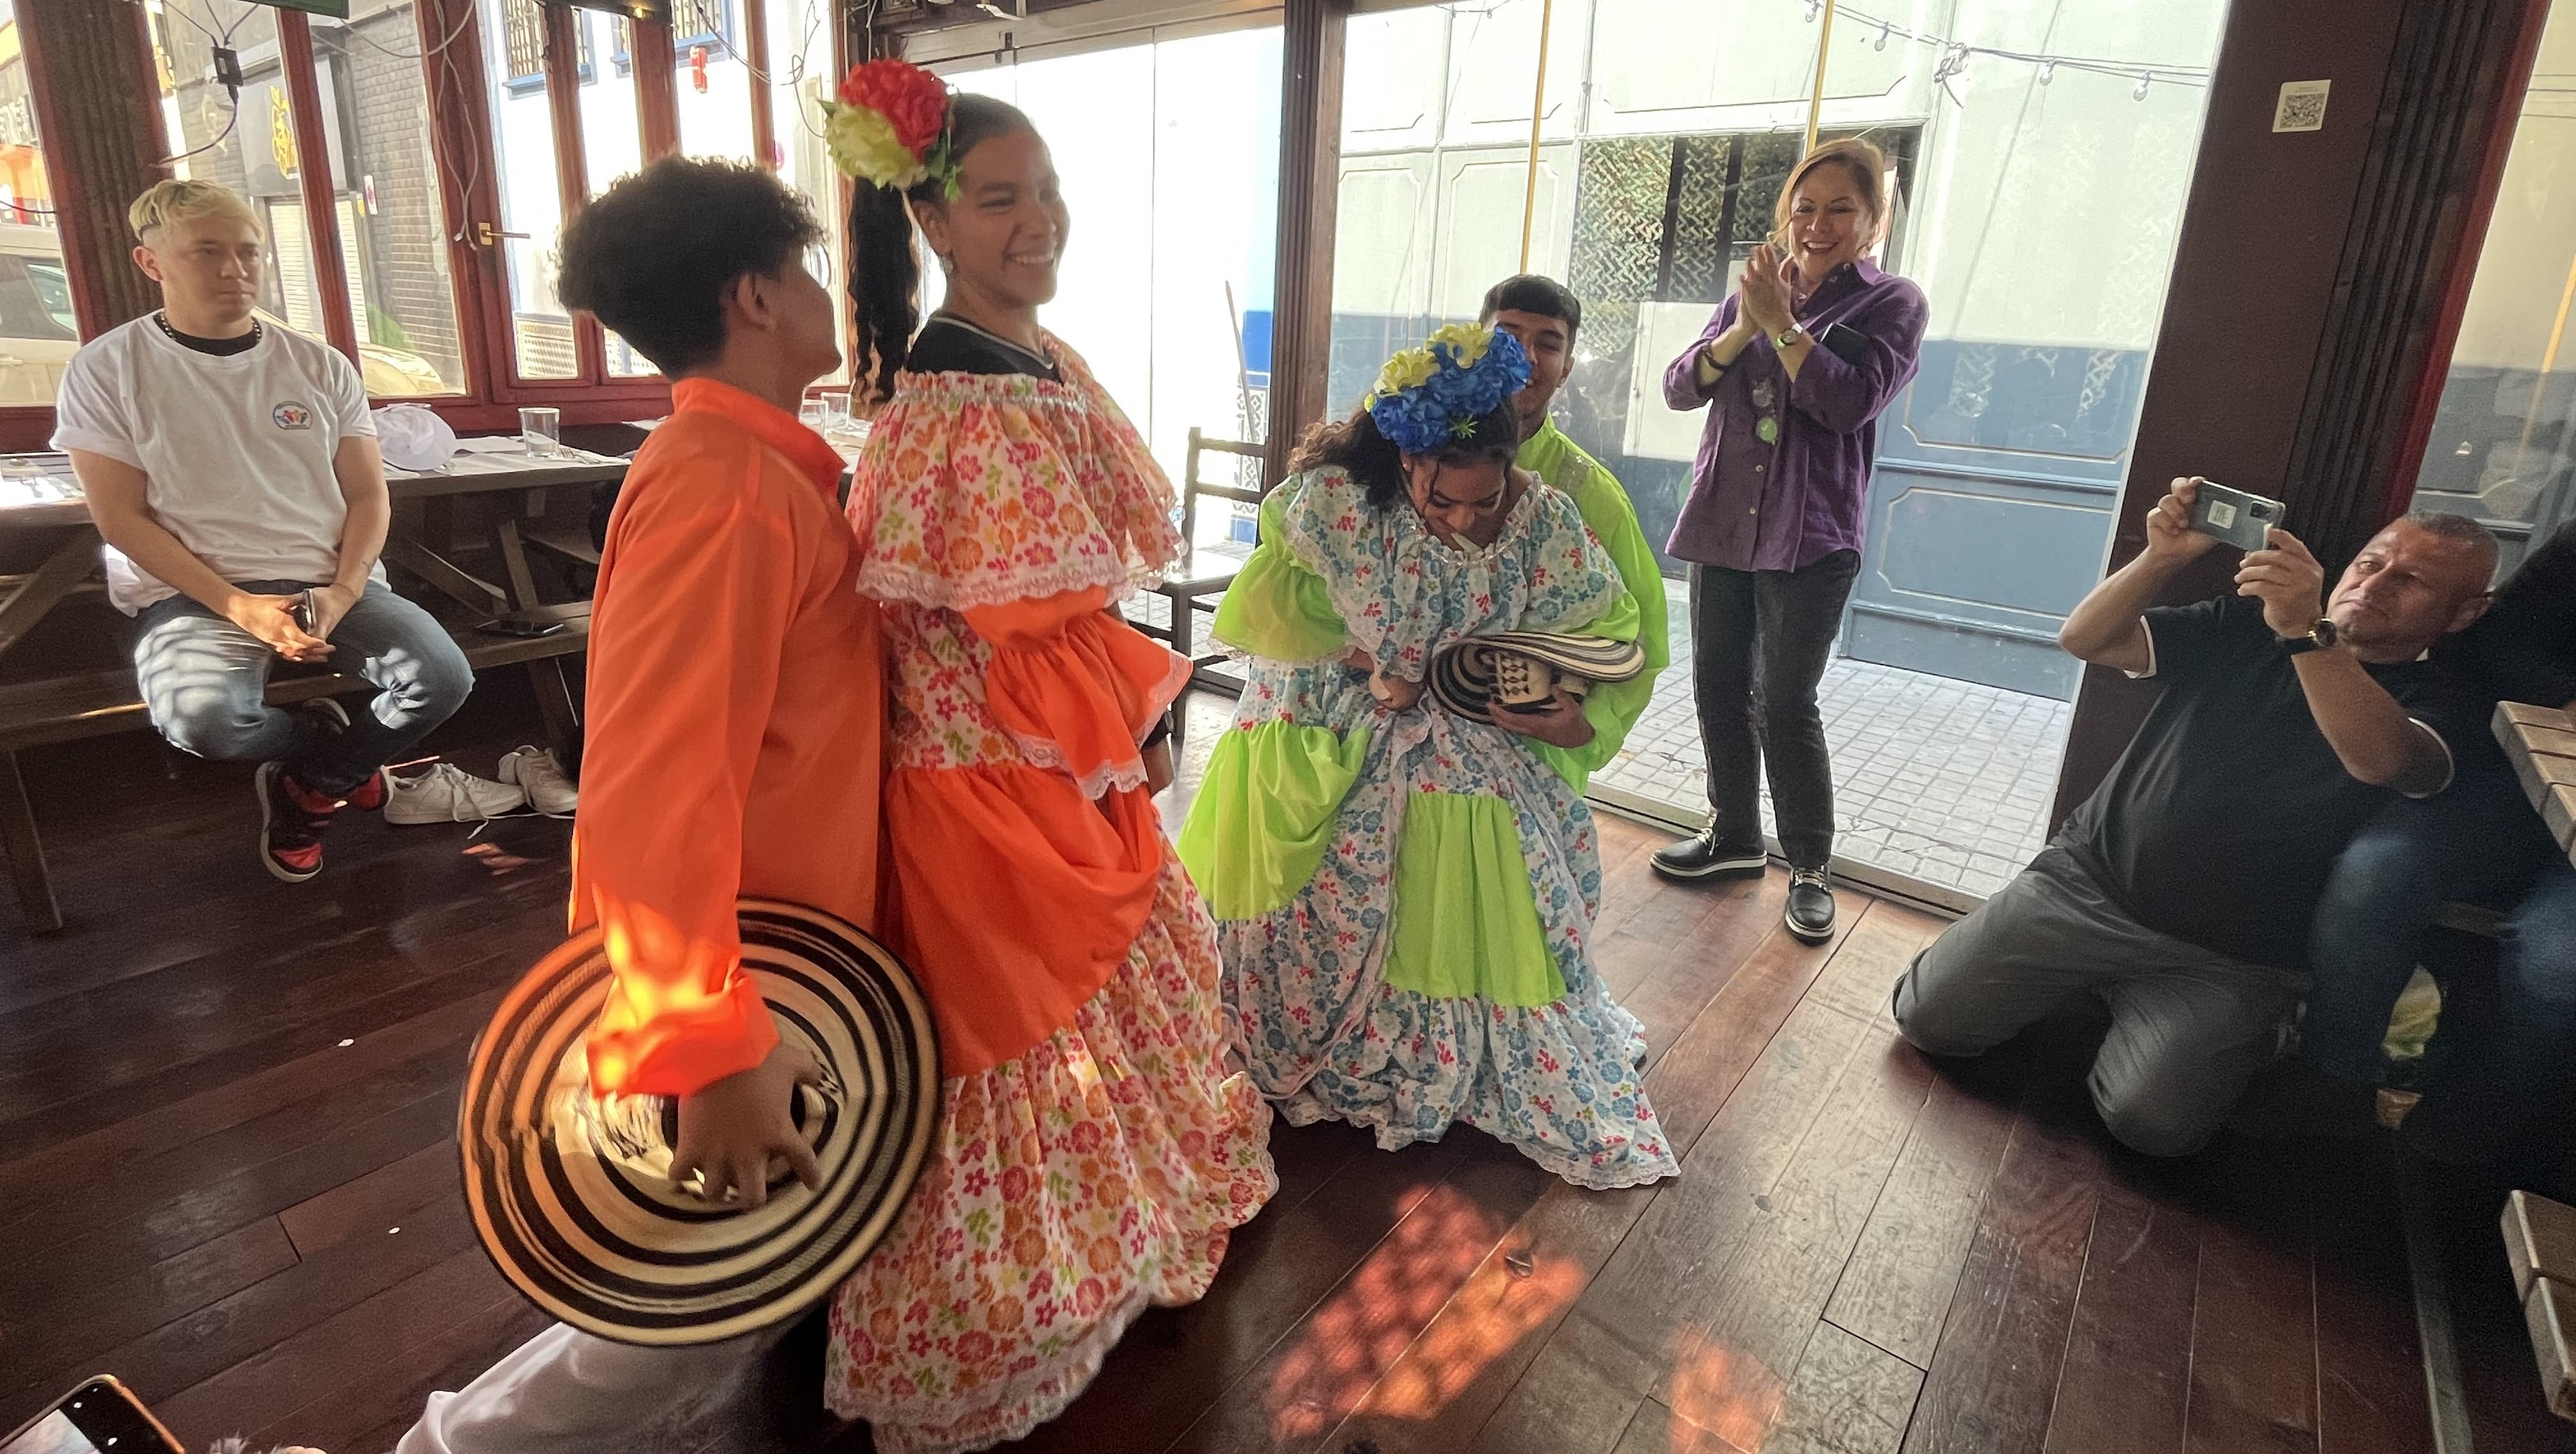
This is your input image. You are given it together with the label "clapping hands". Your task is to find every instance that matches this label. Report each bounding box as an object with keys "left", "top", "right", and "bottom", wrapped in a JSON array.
[{"left": 1737, "top": 243, "right": 1798, "bottom": 338}]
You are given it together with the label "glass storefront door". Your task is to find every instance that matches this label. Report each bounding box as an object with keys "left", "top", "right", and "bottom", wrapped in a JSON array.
[
  {"left": 1326, "top": 0, "right": 2232, "bottom": 901},
  {"left": 2410, "top": 0, "right": 2576, "bottom": 579}
]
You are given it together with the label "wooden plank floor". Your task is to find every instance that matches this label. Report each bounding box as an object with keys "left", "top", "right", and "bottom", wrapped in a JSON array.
[{"left": 3, "top": 689, "right": 2568, "bottom": 1454}]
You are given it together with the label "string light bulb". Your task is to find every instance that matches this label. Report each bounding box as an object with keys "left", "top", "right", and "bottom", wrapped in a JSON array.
[
  {"left": 1823, "top": 4, "right": 2211, "bottom": 106},
  {"left": 1932, "top": 43, "right": 1969, "bottom": 106}
]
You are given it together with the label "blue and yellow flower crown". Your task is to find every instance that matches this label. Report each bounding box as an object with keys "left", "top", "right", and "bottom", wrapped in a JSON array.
[{"left": 1363, "top": 324, "right": 1533, "bottom": 455}]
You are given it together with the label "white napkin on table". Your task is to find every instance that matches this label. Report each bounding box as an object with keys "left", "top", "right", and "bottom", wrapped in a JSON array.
[{"left": 373, "top": 404, "right": 460, "bottom": 473}]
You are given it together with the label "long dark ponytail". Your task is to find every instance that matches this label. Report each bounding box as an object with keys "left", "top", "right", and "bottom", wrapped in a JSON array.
[
  {"left": 847, "top": 92, "right": 1038, "bottom": 406},
  {"left": 1290, "top": 399, "right": 1522, "bottom": 511}
]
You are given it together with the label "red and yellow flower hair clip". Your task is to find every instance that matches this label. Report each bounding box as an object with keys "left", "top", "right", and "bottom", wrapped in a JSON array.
[{"left": 823, "top": 59, "right": 959, "bottom": 197}]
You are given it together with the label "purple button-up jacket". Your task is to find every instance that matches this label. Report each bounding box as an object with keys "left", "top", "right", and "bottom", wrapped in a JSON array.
[{"left": 1662, "top": 259, "right": 1929, "bottom": 572}]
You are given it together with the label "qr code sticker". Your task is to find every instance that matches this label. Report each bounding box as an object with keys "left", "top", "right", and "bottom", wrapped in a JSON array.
[
  {"left": 2207, "top": 501, "right": 2237, "bottom": 529},
  {"left": 2275, "top": 80, "right": 2330, "bottom": 133}
]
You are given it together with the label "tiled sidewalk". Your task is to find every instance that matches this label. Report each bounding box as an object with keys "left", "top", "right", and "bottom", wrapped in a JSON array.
[
  {"left": 1594, "top": 579, "right": 2071, "bottom": 899},
  {"left": 1143, "top": 577, "right": 2073, "bottom": 901}
]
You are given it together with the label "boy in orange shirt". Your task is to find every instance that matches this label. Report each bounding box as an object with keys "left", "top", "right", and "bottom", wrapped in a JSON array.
[{"left": 389, "top": 157, "right": 884, "bottom": 1451}]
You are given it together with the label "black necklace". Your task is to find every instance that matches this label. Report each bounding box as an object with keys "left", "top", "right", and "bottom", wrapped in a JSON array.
[{"left": 154, "top": 311, "right": 262, "bottom": 349}]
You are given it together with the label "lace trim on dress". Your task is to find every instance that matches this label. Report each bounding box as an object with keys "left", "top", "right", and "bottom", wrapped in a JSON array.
[{"left": 852, "top": 334, "right": 1185, "bottom": 613}]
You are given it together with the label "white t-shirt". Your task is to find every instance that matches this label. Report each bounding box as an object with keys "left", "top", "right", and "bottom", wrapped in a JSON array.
[{"left": 50, "top": 316, "right": 383, "bottom": 614}]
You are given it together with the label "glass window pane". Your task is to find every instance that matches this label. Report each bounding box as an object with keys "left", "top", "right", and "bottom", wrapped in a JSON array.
[
  {"left": 766, "top": 0, "right": 849, "bottom": 383},
  {"left": 593, "top": 17, "right": 654, "bottom": 376},
  {"left": 0, "top": 0, "right": 79, "bottom": 405},
  {"left": 944, "top": 22, "right": 1283, "bottom": 552},
  {"left": 2410, "top": 0, "right": 2576, "bottom": 576},
  {"left": 663, "top": 0, "right": 849, "bottom": 386},
  {"left": 1150, "top": 24, "right": 1283, "bottom": 539},
  {"left": 151, "top": 1, "right": 335, "bottom": 349},
  {"left": 302, "top": 1, "right": 470, "bottom": 396},
  {"left": 674, "top": 0, "right": 754, "bottom": 160},
  {"left": 1327, "top": 0, "right": 2232, "bottom": 901},
  {"left": 481, "top": 0, "right": 578, "bottom": 376}
]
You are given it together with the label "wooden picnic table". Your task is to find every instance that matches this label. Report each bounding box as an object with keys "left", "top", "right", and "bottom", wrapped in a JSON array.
[
  {"left": 2495, "top": 701, "right": 2576, "bottom": 869},
  {"left": 1, "top": 451, "right": 628, "bottom": 654},
  {"left": 0, "top": 446, "right": 627, "bottom": 933}
]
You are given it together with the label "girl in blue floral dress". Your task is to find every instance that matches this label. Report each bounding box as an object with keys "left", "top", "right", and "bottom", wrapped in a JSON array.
[{"left": 1176, "top": 326, "right": 1678, "bottom": 1190}]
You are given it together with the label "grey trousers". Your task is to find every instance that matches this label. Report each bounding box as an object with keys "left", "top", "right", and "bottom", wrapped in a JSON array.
[{"left": 1889, "top": 845, "right": 2302, "bottom": 1157}]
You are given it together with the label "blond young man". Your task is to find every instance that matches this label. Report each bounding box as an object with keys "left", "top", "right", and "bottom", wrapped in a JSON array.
[{"left": 52, "top": 180, "right": 476, "bottom": 881}]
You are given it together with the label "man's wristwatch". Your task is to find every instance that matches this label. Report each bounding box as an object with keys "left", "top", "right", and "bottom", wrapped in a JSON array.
[
  {"left": 2280, "top": 617, "right": 2340, "bottom": 655},
  {"left": 1774, "top": 323, "right": 1807, "bottom": 350}
]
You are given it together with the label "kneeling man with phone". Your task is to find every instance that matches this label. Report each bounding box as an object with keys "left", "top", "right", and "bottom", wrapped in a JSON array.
[{"left": 1885, "top": 477, "right": 2499, "bottom": 1156}]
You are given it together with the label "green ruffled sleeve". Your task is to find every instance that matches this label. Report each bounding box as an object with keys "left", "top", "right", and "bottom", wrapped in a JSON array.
[
  {"left": 1211, "top": 490, "right": 1346, "bottom": 664},
  {"left": 1524, "top": 450, "right": 1672, "bottom": 793},
  {"left": 1175, "top": 721, "right": 1375, "bottom": 919}
]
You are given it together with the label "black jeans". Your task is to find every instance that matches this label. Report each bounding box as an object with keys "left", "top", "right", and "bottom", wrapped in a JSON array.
[{"left": 1687, "top": 550, "right": 1860, "bottom": 869}]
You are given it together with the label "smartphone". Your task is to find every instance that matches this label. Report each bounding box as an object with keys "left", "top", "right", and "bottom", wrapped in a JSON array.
[
  {"left": 2, "top": 1378, "right": 183, "bottom": 1454},
  {"left": 2189, "top": 480, "right": 2285, "bottom": 552},
  {"left": 1819, "top": 322, "right": 1872, "bottom": 367},
  {"left": 478, "top": 613, "right": 569, "bottom": 639},
  {"left": 289, "top": 588, "right": 317, "bottom": 633}
]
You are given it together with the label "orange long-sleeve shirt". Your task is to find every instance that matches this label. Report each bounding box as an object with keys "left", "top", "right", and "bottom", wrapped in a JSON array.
[{"left": 571, "top": 377, "right": 884, "bottom": 1098}]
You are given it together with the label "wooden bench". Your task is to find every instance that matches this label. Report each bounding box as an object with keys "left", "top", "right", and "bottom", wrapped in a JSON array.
[
  {"left": 2504, "top": 1190, "right": 2576, "bottom": 1421},
  {"left": 0, "top": 453, "right": 627, "bottom": 936},
  {"left": 2496, "top": 701, "right": 2576, "bottom": 867},
  {"left": 1, "top": 610, "right": 589, "bottom": 936}
]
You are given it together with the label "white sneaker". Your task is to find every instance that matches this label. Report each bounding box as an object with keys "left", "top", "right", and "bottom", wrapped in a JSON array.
[
  {"left": 383, "top": 761, "right": 528, "bottom": 824},
  {"left": 498, "top": 745, "right": 579, "bottom": 817}
]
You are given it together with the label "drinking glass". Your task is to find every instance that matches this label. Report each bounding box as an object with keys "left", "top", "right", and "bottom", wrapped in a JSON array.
[{"left": 520, "top": 407, "right": 563, "bottom": 459}]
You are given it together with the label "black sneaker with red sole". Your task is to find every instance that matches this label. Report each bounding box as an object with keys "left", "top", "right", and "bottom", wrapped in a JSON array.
[
  {"left": 298, "top": 699, "right": 387, "bottom": 812},
  {"left": 343, "top": 770, "right": 388, "bottom": 812},
  {"left": 257, "top": 761, "right": 342, "bottom": 883}
]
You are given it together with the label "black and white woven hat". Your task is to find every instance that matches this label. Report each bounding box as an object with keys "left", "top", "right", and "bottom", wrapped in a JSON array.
[
  {"left": 1426, "top": 632, "right": 1647, "bottom": 719},
  {"left": 459, "top": 899, "right": 940, "bottom": 1346}
]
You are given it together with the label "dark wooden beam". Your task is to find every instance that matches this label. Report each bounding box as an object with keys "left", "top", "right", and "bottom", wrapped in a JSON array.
[
  {"left": 867, "top": 0, "right": 1106, "bottom": 38},
  {"left": 2287, "top": 0, "right": 2555, "bottom": 560},
  {"left": 2051, "top": 0, "right": 2557, "bottom": 829},
  {"left": 540, "top": 4, "right": 609, "bottom": 382},
  {"left": 634, "top": 18, "right": 683, "bottom": 164},
  {"left": 16, "top": 0, "right": 167, "bottom": 334},
  {"left": 417, "top": 0, "right": 508, "bottom": 402},
  {"left": 742, "top": 0, "right": 780, "bottom": 171},
  {"left": 1263, "top": 0, "right": 1350, "bottom": 493}
]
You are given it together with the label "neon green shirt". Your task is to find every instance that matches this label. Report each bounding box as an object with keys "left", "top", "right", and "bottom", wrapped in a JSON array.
[{"left": 1514, "top": 420, "right": 1671, "bottom": 790}]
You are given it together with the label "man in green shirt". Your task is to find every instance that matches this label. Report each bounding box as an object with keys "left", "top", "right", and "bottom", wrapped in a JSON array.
[{"left": 1481, "top": 275, "right": 1672, "bottom": 793}]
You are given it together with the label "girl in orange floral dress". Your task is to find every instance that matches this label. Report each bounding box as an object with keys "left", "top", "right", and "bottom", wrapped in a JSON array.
[{"left": 817, "top": 64, "right": 1276, "bottom": 1452}]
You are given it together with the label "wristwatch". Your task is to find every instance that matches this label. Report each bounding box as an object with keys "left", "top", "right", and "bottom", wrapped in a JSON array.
[
  {"left": 1774, "top": 323, "right": 1807, "bottom": 350},
  {"left": 2280, "top": 617, "right": 2340, "bottom": 655}
]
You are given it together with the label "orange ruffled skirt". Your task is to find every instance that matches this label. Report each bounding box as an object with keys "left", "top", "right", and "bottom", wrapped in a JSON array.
[{"left": 822, "top": 862, "right": 1275, "bottom": 1452}]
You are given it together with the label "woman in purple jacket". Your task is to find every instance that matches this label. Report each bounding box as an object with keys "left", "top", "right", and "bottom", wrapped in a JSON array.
[{"left": 1650, "top": 137, "right": 1929, "bottom": 944}]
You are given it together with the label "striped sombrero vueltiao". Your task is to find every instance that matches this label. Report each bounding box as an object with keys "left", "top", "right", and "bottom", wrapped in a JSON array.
[
  {"left": 1426, "top": 632, "right": 1648, "bottom": 720},
  {"left": 459, "top": 899, "right": 940, "bottom": 1345}
]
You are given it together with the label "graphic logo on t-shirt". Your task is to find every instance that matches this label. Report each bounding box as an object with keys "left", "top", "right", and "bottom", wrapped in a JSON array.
[{"left": 273, "top": 401, "right": 314, "bottom": 431}]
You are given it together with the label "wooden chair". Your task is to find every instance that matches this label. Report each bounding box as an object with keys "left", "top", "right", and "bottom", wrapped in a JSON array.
[{"left": 1136, "top": 429, "right": 1269, "bottom": 744}]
